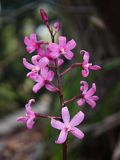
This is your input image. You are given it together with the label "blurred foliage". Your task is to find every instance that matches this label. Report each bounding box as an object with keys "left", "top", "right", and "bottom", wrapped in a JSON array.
[{"left": 0, "top": 0, "right": 120, "bottom": 160}]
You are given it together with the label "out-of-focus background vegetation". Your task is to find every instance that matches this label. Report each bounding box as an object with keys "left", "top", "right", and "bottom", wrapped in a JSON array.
[{"left": 0, "top": 0, "right": 120, "bottom": 160}]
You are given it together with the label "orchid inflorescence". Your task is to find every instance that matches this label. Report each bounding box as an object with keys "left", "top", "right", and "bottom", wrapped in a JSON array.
[{"left": 17, "top": 8, "right": 101, "bottom": 159}]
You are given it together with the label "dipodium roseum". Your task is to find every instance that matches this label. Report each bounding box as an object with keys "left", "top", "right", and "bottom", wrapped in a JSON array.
[
  {"left": 77, "top": 81, "right": 99, "bottom": 108},
  {"left": 23, "top": 55, "right": 49, "bottom": 79},
  {"left": 17, "top": 99, "right": 36, "bottom": 129},
  {"left": 80, "top": 50, "right": 101, "bottom": 77},
  {"left": 51, "top": 107, "right": 84, "bottom": 144},
  {"left": 48, "top": 36, "right": 76, "bottom": 60},
  {"left": 32, "top": 67, "right": 58, "bottom": 93}
]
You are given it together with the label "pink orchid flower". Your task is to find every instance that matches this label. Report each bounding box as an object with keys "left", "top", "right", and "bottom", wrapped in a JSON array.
[
  {"left": 17, "top": 99, "right": 36, "bottom": 129},
  {"left": 80, "top": 50, "right": 101, "bottom": 77},
  {"left": 32, "top": 67, "right": 57, "bottom": 93},
  {"left": 51, "top": 107, "right": 84, "bottom": 144},
  {"left": 23, "top": 55, "right": 49, "bottom": 80},
  {"left": 24, "top": 33, "right": 43, "bottom": 54},
  {"left": 77, "top": 81, "right": 99, "bottom": 108},
  {"left": 48, "top": 36, "right": 76, "bottom": 60},
  {"left": 38, "top": 48, "right": 64, "bottom": 66}
]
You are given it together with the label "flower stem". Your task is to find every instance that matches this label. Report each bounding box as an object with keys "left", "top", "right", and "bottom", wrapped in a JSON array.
[
  {"left": 50, "top": 27, "right": 67, "bottom": 160},
  {"left": 63, "top": 140, "right": 67, "bottom": 160},
  {"left": 35, "top": 113, "right": 61, "bottom": 120},
  {"left": 60, "top": 62, "right": 82, "bottom": 76},
  {"left": 55, "top": 59, "right": 67, "bottom": 160},
  {"left": 64, "top": 95, "right": 82, "bottom": 105}
]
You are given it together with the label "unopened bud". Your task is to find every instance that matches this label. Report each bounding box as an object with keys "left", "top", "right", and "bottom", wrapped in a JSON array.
[
  {"left": 40, "top": 9, "right": 48, "bottom": 23},
  {"left": 54, "top": 21, "right": 60, "bottom": 32}
]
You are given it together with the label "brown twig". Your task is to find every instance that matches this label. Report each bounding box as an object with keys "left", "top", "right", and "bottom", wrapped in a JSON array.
[
  {"left": 64, "top": 95, "right": 82, "bottom": 105},
  {"left": 35, "top": 113, "right": 61, "bottom": 120},
  {"left": 60, "top": 62, "right": 82, "bottom": 76},
  {"left": 55, "top": 58, "right": 67, "bottom": 160}
]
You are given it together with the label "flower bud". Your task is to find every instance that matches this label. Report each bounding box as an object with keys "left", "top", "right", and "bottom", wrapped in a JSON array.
[
  {"left": 40, "top": 9, "right": 48, "bottom": 23},
  {"left": 54, "top": 21, "right": 60, "bottom": 32}
]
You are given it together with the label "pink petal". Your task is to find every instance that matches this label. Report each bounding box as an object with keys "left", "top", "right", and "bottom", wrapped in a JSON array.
[
  {"left": 30, "top": 33, "right": 37, "bottom": 41},
  {"left": 25, "top": 99, "right": 35, "bottom": 114},
  {"left": 80, "top": 81, "right": 88, "bottom": 92},
  {"left": 38, "top": 57, "right": 49, "bottom": 68},
  {"left": 85, "top": 83, "right": 96, "bottom": 98},
  {"left": 26, "top": 117, "right": 35, "bottom": 129},
  {"left": 26, "top": 46, "right": 36, "bottom": 53},
  {"left": 24, "top": 36, "right": 30, "bottom": 45},
  {"left": 47, "top": 71, "right": 54, "bottom": 81},
  {"left": 31, "top": 55, "right": 40, "bottom": 65},
  {"left": 77, "top": 98, "right": 85, "bottom": 106},
  {"left": 37, "top": 48, "right": 44, "bottom": 57},
  {"left": 51, "top": 119, "right": 65, "bottom": 130},
  {"left": 70, "top": 111, "right": 84, "bottom": 127},
  {"left": 58, "top": 58, "right": 64, "bottom": 66},
  {"left": 66, "top": 39, "right": 76, "bottom": 50},
  {"left": 23, "top": 58, "right": 34, "bottom": 70},
  {"left": 91, "top": 96, "right": 99, "bottom": 101},
  {"left": 80, "top": 50, "right": 90, "bottom": 64},
  {"left": 45, "top": 83, "right": 58, "bottom": 92},
  {"left": 55, "top": 130, "right": 68, "bottom": 144},
  {"left": 40, "top": 68, "right": 48, "bottom": 80},
  {"left": 62, "top": 107, "right": 70, "bottom": 125},
  {"left": 27, "top": 71, "right": 38, "bottom": 81},
  {"left": 86, "top": 98, "right": 96, "bottom": 108},
  {"left": 17, "top": 116, "right": 27, "bottom": 123},
  {"left": 81, "top": 68, "right": 89, "bottom": 77},
  {"left": 89, "top": 65, "right": 101, "bottom": 70},
  {"left": 70, "top": 127, "right": 84, "bottom": 140},
  {"left": 49, "top": 51, "right": 60, "bottom": 59},
  {"left": 64, "top": 51, "right": 74, "bottom": 60},
  {"left": 59, "top": 36, "right": 66, "bottom": 47},
  {"left": 48, "top": 43, "right": 59, "bottom": 51},
  {"left": 33, "top": 80, "right": 44, "bottom": 93}
]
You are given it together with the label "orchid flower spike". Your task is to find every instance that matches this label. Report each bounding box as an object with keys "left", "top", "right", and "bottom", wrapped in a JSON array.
[
  {"left": 77, "top": 81, "right": 99, "bottom": 108},
  {"left": 48, "top": 36, "right": 76, "bottom": 60},
  {"left": 17, "top": 99, "right": 36, "bottom": 129},
  {"left": 51, "top": 107, "right": 84, "bottom": 144},
  {"left": 80, "top": 50, "right": 101, "bottom": 77}
]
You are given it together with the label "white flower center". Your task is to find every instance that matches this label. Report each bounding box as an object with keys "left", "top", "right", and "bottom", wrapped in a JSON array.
[
  {"left": 65, "top": 124, "right": 71, "bottom": 132},
  {"left": 84, "top": 63, "right": 92, "bottom": 68},
  {"left": 32, "top": 66, "right": 39, "bottom": 73},
  {"left": 59, "top": 48, "right": 65, "bottom": 54}
]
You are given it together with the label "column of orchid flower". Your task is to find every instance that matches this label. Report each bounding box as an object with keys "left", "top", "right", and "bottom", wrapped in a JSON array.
[{"left": 17, "top": 9, "right": 101, "bottom": 160}]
